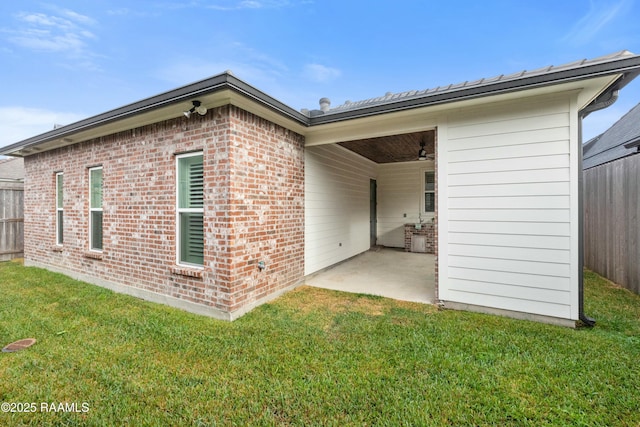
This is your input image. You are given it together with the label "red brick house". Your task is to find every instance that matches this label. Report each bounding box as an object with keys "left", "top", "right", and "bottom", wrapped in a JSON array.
[{"left": 2, "top": 51, "right": 640, "bottom": 325}]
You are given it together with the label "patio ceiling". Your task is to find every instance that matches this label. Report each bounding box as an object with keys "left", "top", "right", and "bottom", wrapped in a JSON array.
[{"left": 338, "top": 130, "right": 435, "bottom": 164}]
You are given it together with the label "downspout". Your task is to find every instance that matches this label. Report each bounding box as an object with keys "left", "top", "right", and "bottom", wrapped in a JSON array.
[{"left": 577, "top": 88, "right": 619, "bottom": 327}]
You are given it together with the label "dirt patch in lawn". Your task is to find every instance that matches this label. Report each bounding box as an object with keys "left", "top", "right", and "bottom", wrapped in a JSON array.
[{"left": 278, "top": 285, "right": 434, "bottom": 317}]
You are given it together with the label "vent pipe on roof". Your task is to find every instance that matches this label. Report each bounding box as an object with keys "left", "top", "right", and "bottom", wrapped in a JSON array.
[{"left": 319, "top": 97, "right": 331, "bottom": 112}]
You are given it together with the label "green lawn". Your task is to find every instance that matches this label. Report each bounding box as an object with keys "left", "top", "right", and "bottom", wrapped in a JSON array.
[{"left": 1, "top": 260, "right": 639, "bottom": 426}]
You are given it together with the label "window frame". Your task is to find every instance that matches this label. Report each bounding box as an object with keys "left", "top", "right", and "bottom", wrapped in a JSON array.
[
  {"left": 422, "top": 170, "right": 435, "bottom": 215},
  {"left": 176, "top": 152, "right": 204, "bottom": 268},
  {"left": 55, "top": 172, "right": 63, "bottom": 246},
  {"left": 89, "top": 166, "right": 103, "bottom": 252}
]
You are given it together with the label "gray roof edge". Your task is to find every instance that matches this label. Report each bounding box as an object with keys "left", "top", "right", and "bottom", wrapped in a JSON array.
[
  {"left": 310, "top": 52, "right": 640, "bottom": 125},
  {"left": 0, "top": 72, "right": 308, "bottom": 156},
  {"left": 623, "top": 135, "right": 640, "bottom": 148},
  {"left": 224, "top": 75, "right": 310, "bottom": 124}
]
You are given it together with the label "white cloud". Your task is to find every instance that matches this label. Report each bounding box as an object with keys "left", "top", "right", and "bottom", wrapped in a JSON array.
[
  {"left": 0, "top": 107, "right": 86, "bottom": 148},
  {"left": 107, "top": 8, "right": 132, "bottom": 16},
  {"left": 239, "top": 1, "right": 263, "bottom": 8},
  {"left": 204, "top": 0, "right": 293, "bottom": 10},
  {"left": 59, "top": 9, "right": 97, "bottom": 26},
  {"left": 304, "top": 63, "right": 341, "bottom": 83},
  {"left": 561, "top": 0, "right": 631, "bottom": 46},
  {"left": 5, "top": 8, "right": 100, "bottom": 68}
]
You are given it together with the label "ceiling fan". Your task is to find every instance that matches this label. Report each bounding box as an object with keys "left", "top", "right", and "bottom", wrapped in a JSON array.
[{"left": 417, "top": 139, "right": 435, "bottom": 161}]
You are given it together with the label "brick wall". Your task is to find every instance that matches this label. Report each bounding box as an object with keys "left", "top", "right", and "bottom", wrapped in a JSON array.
[
  {"left": 23, "top": 104, "right": 305, "bottom": 318},
  {"left": 224, "top": 106, "right": 305, "bottom": 312},
  {"left": 403, "top": 223, "right": 435, "bottom": 253}
]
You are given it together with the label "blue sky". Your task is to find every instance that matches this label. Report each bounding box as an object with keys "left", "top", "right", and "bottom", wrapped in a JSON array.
[{"left": 1, "top": 0, "right": 640, "bottom": 149}]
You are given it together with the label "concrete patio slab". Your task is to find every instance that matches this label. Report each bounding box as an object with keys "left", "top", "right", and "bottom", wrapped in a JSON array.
[{"left": 305, "top": 247, "right": 435, "bottom": 304}]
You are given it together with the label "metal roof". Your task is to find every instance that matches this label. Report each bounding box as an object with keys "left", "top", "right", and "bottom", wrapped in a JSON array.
[
  {"left": 2, "top": 50, "right": 640, "bottom": 157},
  {"left": 308, "top": 50, "right": 640, "bottom": 123},
  {"left": 329, "top": 51, "right": 636, "bottom": 114},
  {"left": 583, "top": 101, "right": 640, "bottom": 169}
]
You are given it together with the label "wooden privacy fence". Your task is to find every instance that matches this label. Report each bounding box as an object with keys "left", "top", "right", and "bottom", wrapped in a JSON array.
[
  {"left": 583, "top": 154, "right": 640, "bottom": 295},
  {"left": 0, "top": 187, "right": 24, "bottom": 261}
]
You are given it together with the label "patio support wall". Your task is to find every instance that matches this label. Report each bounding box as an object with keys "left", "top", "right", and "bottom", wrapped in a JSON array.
[{"left": 438, "top": 93, "right": 579, "bottom": 323}]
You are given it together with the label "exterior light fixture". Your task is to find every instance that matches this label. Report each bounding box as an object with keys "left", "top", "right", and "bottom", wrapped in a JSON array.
[
  {"left": 418, "top": 140, "right": 428, "bottom": 160},
  {"left": 183, "top": 100, "right": 207, "bottom": 118}
]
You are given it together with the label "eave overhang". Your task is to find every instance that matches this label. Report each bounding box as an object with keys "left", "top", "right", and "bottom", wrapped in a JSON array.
[{"left": 1, "top": 73, "right": 309, "bottom": 157}]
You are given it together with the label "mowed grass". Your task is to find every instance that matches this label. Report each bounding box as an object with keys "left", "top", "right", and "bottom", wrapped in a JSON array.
[{"left": 1, "top": 260, "right": 639, "bottom": 426}]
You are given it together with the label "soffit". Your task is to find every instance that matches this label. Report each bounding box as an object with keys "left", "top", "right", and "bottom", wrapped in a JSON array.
[{"left": 338, "top": 130, "right": 435, "bottom": 164}]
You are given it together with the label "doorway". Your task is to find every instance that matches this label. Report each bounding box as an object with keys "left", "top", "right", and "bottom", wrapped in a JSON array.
[{"left": 370, "top": 179, "right": 377, "bottom": 248}]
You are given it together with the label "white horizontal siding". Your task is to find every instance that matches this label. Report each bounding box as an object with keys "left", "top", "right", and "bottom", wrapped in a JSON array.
[
  {"left": 448, "top": 232, "right": 570, "bottom": 250},
  {"left": 376, "top": 162, "right": 433, "bottom": 247},
  {"left": 448, "top": 195, "right": 570, "bottom": 209},
  {"left": 447, "top": 127, "right": 570, "bottom": 152},
  {"left": 448, "top": 255, "right": 570, "bottom": 277},
  {"left": 448, "top": 168, "right": 570, "bottom": 186},
  {"left": 448, "top": 140, "right": 569, "bottom": 163},
  {"left": 446, "top": 289, "right": 571, "bottom": 319},
  {"left": 448, "top": 221, "right": 570, "bottom": 236},
  {"left": 439, "top": 96, "right": 577, "bottom": 320},
  {"left": 448, "top": 244, "right": 570, "bottom": 264},
  {"left": 305, "top": 145, "right": 376, "bottom": 275},
  {"left": 448, "top": 154, "right": 569, "bottom": 174},
  {"left": 448, "top": 209, "right": 570, "bottom": 223},
  {"left": 448, "top": 267, "right": 570, "bottom": 291},
  {"left": 448, "top": 279, "right": 571, "bottom": 305},
  {"left": 448, "top": 182, "right": 570, "bottom": 198}
]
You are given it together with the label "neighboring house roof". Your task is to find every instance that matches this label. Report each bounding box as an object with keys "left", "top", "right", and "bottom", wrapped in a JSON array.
[
  {"left": 583, "top": 102, "right": 640, "bottom": 169},
  {"left": 0, "top": 157, "right": 24, "bottom": 190},
  {"left": 0, "top": 157, "right": 24, "bottom": 180},
  {"left": 2, "top": 50, "right": 640, "bottom": 157}
]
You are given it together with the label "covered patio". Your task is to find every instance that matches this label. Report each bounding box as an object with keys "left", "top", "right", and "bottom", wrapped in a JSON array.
[{"left": 305, "top": 247, "right": 435, "bottom": 304}]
